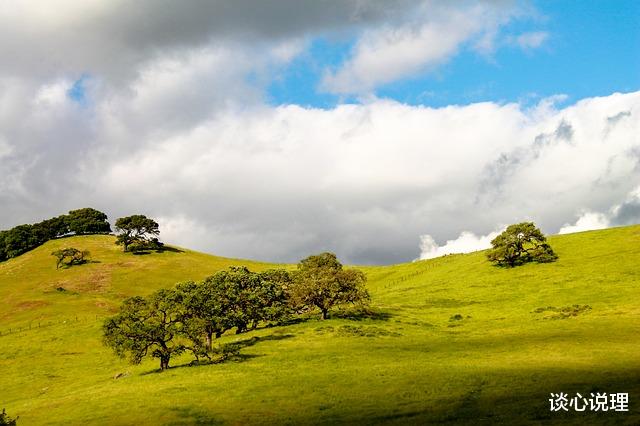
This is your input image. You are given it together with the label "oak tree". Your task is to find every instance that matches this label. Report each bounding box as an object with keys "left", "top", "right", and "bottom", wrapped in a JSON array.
[
  {"left": 290, "top": 252, "right": 369, "bottom": 319},
  {"left": 103, "top": 289, "right": 186, "bottom": 370},
  {"left": 114, "top": 215, "right": 160, "bottom": 252},
  {"left": 486, "top": 222, "right": 558, "bottom": 267}
]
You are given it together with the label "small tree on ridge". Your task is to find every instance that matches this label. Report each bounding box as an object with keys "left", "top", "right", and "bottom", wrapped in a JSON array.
[
  {"left": 486, "top": 222, "right": 558, "bottom": 267},
  {"left": 114, "top": 215, "right": 160, "bottom": 252}
]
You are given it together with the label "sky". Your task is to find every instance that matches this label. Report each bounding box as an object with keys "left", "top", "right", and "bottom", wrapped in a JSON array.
[{"left": 0, "top": 0, "right": 638, "bottom": 264}]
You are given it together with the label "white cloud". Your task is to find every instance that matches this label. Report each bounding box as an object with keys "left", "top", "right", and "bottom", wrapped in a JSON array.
[
  {"left": 418, "top": 229, "right": 503, "bottom": 260},
  {"left": 558, "top": 211, "right": 610, "bottom": 234},
  {"left": 558, "top": 184, "right": 640, "bottom": 235},
  {"left": 34, "top": 80, "right": 73, "bottom": 107},
  {"left": 321, "top": 2, "right": 519, "bottom": 95},
  {"left": 1, "top": 70, "right": 639, "bottom": 263},
  {"left": 509, "top": 31, "right": 549, "bottom": 50}
]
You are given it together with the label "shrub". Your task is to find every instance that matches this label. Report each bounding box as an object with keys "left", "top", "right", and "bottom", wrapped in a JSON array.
[{"left": 0, "top": 408, "right": 17, "bottom": 426}]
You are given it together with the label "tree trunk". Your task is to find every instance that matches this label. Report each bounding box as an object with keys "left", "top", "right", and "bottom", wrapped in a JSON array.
[
  {"left": 235, "top": 322, "right": 246, "bottom": 334},
  {"left": 206, "top": 332, "right": 213, "bottom": 351},
  {"left": 160, "top": 354, "right": 170, "bottom": 370},
  {"left": 321, "top": 309, "right": 329, "bottom": 320}
]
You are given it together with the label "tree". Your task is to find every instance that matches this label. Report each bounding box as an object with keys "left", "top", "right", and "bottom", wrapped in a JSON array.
[
  {"left": 2, "top": 225, "right": 38, "bottom": 258},
  {"left": 290, "top": 252, "right": 369, "bottom": 319},
  {"left": 255, "top": 269, "right": 292, "bottom": 325},
  {"left": 0, "top": 231, "right": 7, "bottom": 262},
  {"left": 51, "top": 247, "right": 90, "bottom": 269},
  {"left": 177, "top": 279, "right": 231, "bottom": 355},
  {"left": 103, "top": 289, "right": 186, "bottom": 370},
  {"left": 0, "top": 209, "right": 110, "bottom": 264},
  {"left": 67, "top": 208, "right": 111, "bottom": 235},
  {"left": 114, "top": 215, "right": 160, "bottom": 252},
  {"left": 177, "top": 267, "right": 291, "bottom": 354},
  {"left": 486, "top": 222, "right": 558, "bottom": 267},
  {"left": 32, "top": 215, "right": 69, "bottom": 242}
]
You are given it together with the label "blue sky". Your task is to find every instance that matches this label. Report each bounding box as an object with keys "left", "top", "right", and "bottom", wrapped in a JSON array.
[{"left": 268, "top": 0, "right": 640, "bottom": 108}]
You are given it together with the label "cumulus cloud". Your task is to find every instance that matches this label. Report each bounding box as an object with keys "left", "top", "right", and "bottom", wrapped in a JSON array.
[
  {"left": 558, "top": 211, "right": 610, "bottom": 234},
  {"left": 418, "top": 229, "right": 503, "bottom": 260},
  {"left": 321, "top": 2, "right": 519, "bottom": 94},
  {"left": 2, "top": 77, "right": 640, "bottom": 264},
  {"left": 558, "top": 185, "right": 640, "bottom": 235}
]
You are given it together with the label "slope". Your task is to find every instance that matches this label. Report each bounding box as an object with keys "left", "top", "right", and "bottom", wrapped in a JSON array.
[{"left": 1, "top": 228, "right": 639, "bottom": 425}]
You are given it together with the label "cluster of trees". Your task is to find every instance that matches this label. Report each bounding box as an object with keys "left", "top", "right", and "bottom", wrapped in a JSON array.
[
  {"left": 0, "top": 208, "right": 110, "bottom": 262},
  {"left": 103, "top": 253, "right": 369, "bottom": 370},
  {"left": 487, "top": 222, "right": 558, "bottom": 267},
  {"left": 0, "top": 208, "right": 164, "bottom": 261}
]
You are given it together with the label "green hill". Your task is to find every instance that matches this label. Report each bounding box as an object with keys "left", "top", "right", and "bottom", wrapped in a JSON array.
[{"left": 1, "top": 228, "right": 639, "bottom": 425}]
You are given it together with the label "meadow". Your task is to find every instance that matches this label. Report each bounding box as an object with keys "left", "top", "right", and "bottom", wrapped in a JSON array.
[{"left": 1, "top": 226, "right": 639, "bottom": 425}]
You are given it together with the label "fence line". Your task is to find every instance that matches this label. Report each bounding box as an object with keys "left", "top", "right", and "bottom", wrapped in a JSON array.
[
  {"left": 382, "top": 258, "right": 453, "bottom": 288},
  {"left": 0, "top": 315, "right": 107, "bottom": 338}
]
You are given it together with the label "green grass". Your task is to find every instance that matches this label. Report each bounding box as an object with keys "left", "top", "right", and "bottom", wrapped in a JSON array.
[{"left": 1, "top": 228, "right": 639, "bottom": 425}]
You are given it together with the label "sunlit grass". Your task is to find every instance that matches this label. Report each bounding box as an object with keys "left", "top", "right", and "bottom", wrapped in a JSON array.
[{"left": 1, "top": 228, "right": 639, "bottom": 424}]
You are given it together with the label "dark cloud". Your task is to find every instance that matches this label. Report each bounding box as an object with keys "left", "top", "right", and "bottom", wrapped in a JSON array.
[
  {"left": 611, "top": 198, "right": 640, "bottom": 226},
  {"left": 0, "top": 0, "right": 417, "bottom": 81}
]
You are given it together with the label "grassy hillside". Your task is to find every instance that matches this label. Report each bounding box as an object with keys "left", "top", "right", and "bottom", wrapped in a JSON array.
[{"left": 1, "top": 228, "right": 639, "bottom": 425}]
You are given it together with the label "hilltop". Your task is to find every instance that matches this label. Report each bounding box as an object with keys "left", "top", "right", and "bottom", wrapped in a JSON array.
[{"left": 1, "top": 228, "right": 639, "bottom": 424}]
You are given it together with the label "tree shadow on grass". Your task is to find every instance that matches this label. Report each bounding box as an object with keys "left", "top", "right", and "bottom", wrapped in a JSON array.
[
  {"left": 157, "top": 245, "right": 184, "bottom": 253},
  {"left": 365, "top": 369, "right": 640, "bottom": 425},
  {"left": 57, "top": 259, "right": 101, "bottom": 269},
  {"left": 131, "top": 245, "right": 184, "bottom": 255},
  {"left": 141, "top": 333, "right": 296, "bottom": 375},
  {"left": 331, "top": 307, "right": 394, "bottom": 322},
  {"left": 271, "top": 316, "right": 315, "bottom": 327},
  {"left": 166, "top": 406, "right": 223, "bottom": 425}
]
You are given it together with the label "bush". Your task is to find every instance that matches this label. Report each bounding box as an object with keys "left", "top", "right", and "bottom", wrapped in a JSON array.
[{"left": 0, "top": 408, "right": 17, "bottom": 426}]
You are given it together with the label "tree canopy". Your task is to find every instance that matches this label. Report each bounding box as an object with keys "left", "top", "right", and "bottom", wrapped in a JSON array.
[
  {"left": 103, "top": 289, "right": 186, "bottom": 370},
  {"left": 104, "top": 267, "right": 292, "bottom": 370},
  {"left": 290, "top": 252, "right": 369, "bottom": 319},
  {"left": 486, "top": 222, "right": 558, "bottom": 267},
  {"left": 114, "top": 215, "right": 161, "bottom": 252},
  {"left": 67, "top": 208, "right": 111, "bottom": 234},
  {"left": 51, "top": 247, "right": 90, "bottom": 269},
  {"left": 0, "top": 208, "right": 110, "bottom": 262}
]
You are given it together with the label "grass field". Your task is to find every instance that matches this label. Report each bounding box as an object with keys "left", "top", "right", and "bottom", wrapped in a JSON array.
[{"left": 1, "top": 227, "right": 639, "bottom": 425}]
